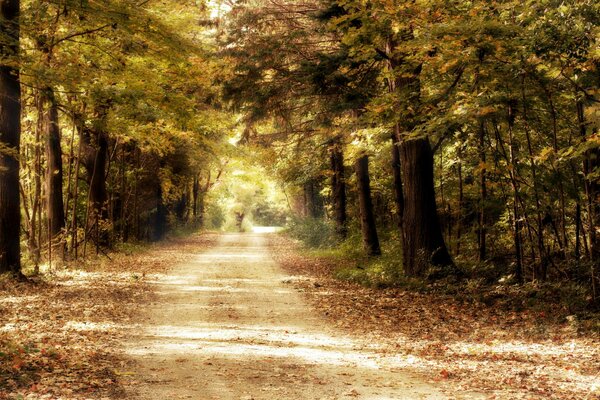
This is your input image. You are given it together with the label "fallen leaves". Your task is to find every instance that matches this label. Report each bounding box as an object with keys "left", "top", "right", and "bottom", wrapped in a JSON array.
[
  {"left": 269, "top": 234, "right": 600, "bottom": 400},
  {"left": 0, "top": 233, "right": 218, "bottom": 400}
]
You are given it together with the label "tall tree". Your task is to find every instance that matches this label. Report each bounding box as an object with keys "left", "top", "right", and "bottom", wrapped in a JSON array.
[
  {"left": 355, "top": 154, "right": 380, "bottom": 256},
  {"left": 0, "top": 0, "right": 22, "bottom": 276}
]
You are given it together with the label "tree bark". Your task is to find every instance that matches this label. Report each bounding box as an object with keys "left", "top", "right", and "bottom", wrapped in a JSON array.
[
  {"left": 80, "top": 112, "right": 109, "bottom": 246},
  {"left": 386, "top": 39, "right": 405, "bottom": 237},
  {"left": 577, "top": 98, "right": 599, "bottom": 300},
  {"left": 478, "top": 120, "right": 487, "bottom": 261},
  {"left": 43, "top": 88, "right": 65, "bottom": 258},
  {"left": 0, "top": 0, "right": 22, "bottom": 276},
  {"left": 506, "top": 104, "right": 524, "bottom": 282},
  {"left": 355, "top": 155, "right": 380, "bottom": 256},
  {"left": 153, "top": 181, "right": 167, "bottom": 241},
  {"left": 456, "top": 144, "right": 464, "bottom": 256},
  {"left": 400, "top": 138, "right": 453, "bottom": 275},
  {"left": 82, "top": 137, "right": 108, "bottom": 218},
  {"left": 304, "top": 179, "right": 323, "bottom": 218},
  {"left": 192, "top": 173, "right": 199, "bottom": 218},
  {"left": 390, "top": 128, "right": 404, "bottom": 235},
  {"left": 330, "top": 139, "right": 347, "bottom": 238},
  {"left": 386, "top": 33, "right": 452, "bottom": 276}
]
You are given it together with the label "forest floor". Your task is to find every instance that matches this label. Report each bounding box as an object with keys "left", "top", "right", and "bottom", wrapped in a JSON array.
[
  {"left": 0, "top": 231, "right": 598, "bottom": 399},
  {"left": 270, "top": 235, "right": 600, "bottom": 399},
  {"left": 0, "top": 234, "right": 211, "bottom": 399}
]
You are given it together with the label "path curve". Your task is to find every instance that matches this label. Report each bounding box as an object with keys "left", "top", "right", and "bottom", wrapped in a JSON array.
[{"left": 125, "top": 232, "right": 449, "bottom": 399}]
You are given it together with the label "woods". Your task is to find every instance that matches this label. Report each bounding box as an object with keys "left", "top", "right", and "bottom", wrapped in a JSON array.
[
  {"left": 223, "top": 0, "right": 600, "bottom": 298},
  {"left": 0, "top": 0, "right": 595, "bottom": 304},
  {"left": 1, "top": 0, "right": 235, "bottom": 272},
  {"left": 0, "top": 0, "right": 597, "bottom": 307},
  {"left": 0, "top": 0, "right": 599, "bottom": 399}
]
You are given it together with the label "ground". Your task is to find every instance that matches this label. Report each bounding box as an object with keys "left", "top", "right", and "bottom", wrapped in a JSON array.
[
  {"left": 0, "top": 231, "right": 598, "bottom": 399},
  {"left": 123, "top": 232, "right": 457, "bottom": 400}
]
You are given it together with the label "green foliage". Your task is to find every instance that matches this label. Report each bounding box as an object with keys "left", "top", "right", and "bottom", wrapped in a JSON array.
[
  {"left": 328, "top": 234, "right": 422, "bottom": 289},
  {"left": 205, "top": 202, "right": 226, "bottom": 230},
  {"left": 286, "top": 217, "right": 339, "bottom": 249}
]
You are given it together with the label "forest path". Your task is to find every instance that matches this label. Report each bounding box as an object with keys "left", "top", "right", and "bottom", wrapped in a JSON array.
[{"left": 124, "top": 232, "right": 459, "bottom": 400}]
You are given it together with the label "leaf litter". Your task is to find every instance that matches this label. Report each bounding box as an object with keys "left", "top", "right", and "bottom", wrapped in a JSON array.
[
  {"left": 268, "top": 235, "right": 600, "bottom": 400},
  {"left": 2, "top": 231, "right": 598, "bottom": 399},
  {"left": 0, "top": 233, "right": 218, "bottom": 399}
]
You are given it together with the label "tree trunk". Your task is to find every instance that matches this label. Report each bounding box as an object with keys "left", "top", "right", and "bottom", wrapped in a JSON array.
[
  {"left": 521, "top": 77, "right": 547, "bottom": 280},
  {"left": 400, "top": 137, "right": 453, "bottom": 275},
  {"left": 192, "top": 173, "right": 199, "bottom": 218},
  {"left": 175, "top": 191, "right": 188, "bottom": 223},
  {"left": 154, "top": 181, "right": 167, "bottom": 241},
  {"left": 507, "top": 104, "right": 524, "bottom": 282},
  {"left": 456, "top": 144, "right": 464, "bottom": 256},
  {"left": 330, "top": 139, "right": 347, "bottom": 238},
  {"left": 355, "top": 155, "right": 381, "bottom": 256},
  {"left": 304, "top": 179, "right": 322, "bottom": 218},
  {"left": 478, "top": 120, "right": 487, "bottom": 261},
  {"left": 198, "top": 193, "right": 206, "bottom": 227},
  {"left": 386, "top": 39, "right": 405, "bottom": 237},
  {"left": 577, "top": 99, "right": 599, "bottom": 300},
  {"left": 390, "top": 128, "right": 404, "bottom": 236},
  {"left": 0, "top": 0, "right": 22, "bottom": 276},
  {"left": 386, "top": 32, "right": 452, "bottom": 276},
  {"left": 80, "top": 115, "right": 109, "bottom": 247},
  {"left": 43, "top": 88, "right": 65, "bottom": 258},
  {"left": 82, "top": 133, "right": 108, "bottom": 218}
]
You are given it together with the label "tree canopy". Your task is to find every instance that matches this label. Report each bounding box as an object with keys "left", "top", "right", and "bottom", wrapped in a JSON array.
[{"left": 0, "top": 0, "right": 598, "bottom": 300}]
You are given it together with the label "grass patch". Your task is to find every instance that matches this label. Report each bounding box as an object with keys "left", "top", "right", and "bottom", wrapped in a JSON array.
[{"left": 285, "top": 217, "right": 339, "bottom": 249}]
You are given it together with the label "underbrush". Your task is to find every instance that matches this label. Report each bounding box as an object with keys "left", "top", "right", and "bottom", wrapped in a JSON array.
[
  {"left": 286, "top": 217, "right": 339, "bottom": 248},
  {"left": 282, "top": 223, "right": 600, "bottom": 332}
]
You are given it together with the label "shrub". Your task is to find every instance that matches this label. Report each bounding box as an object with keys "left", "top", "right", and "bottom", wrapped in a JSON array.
[{"left": 286, "top": 217, "right": 338, "bottom": 248}]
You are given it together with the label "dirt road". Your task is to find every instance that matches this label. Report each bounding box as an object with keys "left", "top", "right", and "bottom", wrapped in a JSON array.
[{"left": 125, "top": 233, "right": 471, "bottom": 399}]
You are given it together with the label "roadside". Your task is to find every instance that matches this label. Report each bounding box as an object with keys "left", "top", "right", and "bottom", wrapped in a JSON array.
[
  {"left": 269, "top": 234, "right": 600, "bottom": 399},
  {"left": 0, "top": 234, "right": 217, "bottom": 399}
]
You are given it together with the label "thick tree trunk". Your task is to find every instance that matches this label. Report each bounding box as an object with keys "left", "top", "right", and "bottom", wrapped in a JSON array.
[
  {"left": 0, "top": 0, "right": 22, "bottom": 276},
  {"left": 330, "top": 139, "right": 347, "bottom": 238},
  {"left": 355, "top": 155, "right": 381, "bottom": 256},
  {"left": 43, "top": 88, "right": 65, "bottom": 257},
  {"left": 386, "top": 33, "right": 452, "bottom": 276},
  {"left": 400, "top": 138, "right": 453, "bottom": 276}
]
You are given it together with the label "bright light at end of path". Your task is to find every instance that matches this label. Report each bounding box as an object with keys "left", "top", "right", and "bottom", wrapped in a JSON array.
[{"left": 252, "top": 226, "right": 283, "bottom": 233}]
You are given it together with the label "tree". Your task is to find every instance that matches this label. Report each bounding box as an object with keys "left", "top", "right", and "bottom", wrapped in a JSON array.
[
  {"left": 0, "top": 0, "right": 22, "bottom": 276},
  {"left": 355, "top": 154, "right": 380, "bottom": 256}
]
